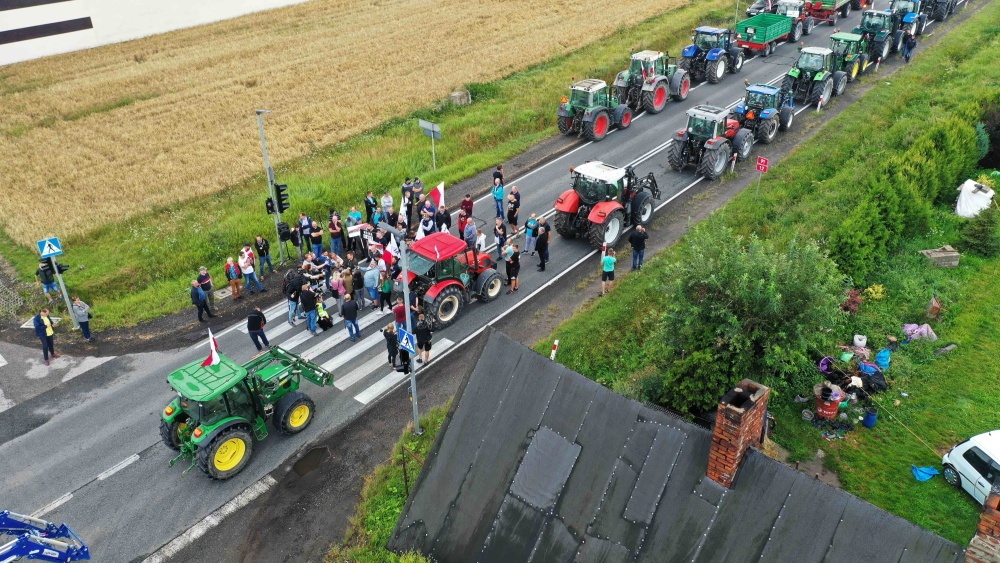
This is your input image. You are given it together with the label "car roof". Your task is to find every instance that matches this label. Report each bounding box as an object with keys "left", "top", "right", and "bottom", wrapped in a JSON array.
[
  {"left": 168, "top": 353, "right": 247, "bottom": 402},
  {"left": 694, "top": 26, "right": 728, "bottom": 34},
  {"left": 571, "top": 78, "right": 607, "bottom": 91},
  {"left": 631, "top": 50, "right": 664, "bottom": 61},
  {"left": 747, "top": 83, "right": 780, "bottom": 95},
  {"left": 410, "top": 232, "right": 469, "bottom": 260},
  {"left": 831, "top": 31, "right": 863, "bottom": 41},
  {"left": 573, "top": 161, "right": 627, "bottom": 183},
  {"left": 970, "top": 431, "right": 1000, "bottom": 461},
  {"left": 801, "top": 46, "right": 833, "bottom": 55}
]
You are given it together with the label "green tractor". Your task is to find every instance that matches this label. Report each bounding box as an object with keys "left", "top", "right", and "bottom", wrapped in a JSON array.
[
  {"left": 667, "top": 104, "right": 755, "bottom": 180},
  {"left": 557, "top": 79, "right": 634, "bottom": 142},
  {"left": 852, "top": 10, "right": 897, "bottom": 60},
  {"left": 613, "top": 50, "right": 691, "bottom": 114},
  {"left": 781, "top": 46, "right": 848, "bottom": 108},
  {"left": 829, "top": 31, "right": 877, "bottom": 82},
  {"left": 160, "top": 347, "right": 334, "bottom": 480}
]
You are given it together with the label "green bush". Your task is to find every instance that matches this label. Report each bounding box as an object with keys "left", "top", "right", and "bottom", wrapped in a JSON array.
[
  {"left": 960, "top": 206, "right": 1000, "bottom": 257},
  {"left": 976, "top": 122, "right": 991, "bottom": 161}
]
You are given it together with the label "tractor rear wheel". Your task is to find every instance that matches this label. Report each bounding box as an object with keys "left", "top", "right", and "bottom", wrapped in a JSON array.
[
  {"left": 699, "top": 144, "right": 732, "bottom": 180},
  {"left": 160, "top": 415, "right": 190, "bottom": 451},
  {"left": 780, "top": 75, "right": 796, "bottom": 97},
  {"left": 643, "top": 81, "right": 669, "bottom": 113},
  {"left": 758, "top": 116, "right": 779, "bottom": 144},
  {"left": 832, "top": 71, "right": 848, "bottom": 96},
  {"left": 667, "top": 139, "right": 687, "bottom": 171},
  {"left": 707, "top": 58, "right": 727, "bottom": 84},
  {"left": 851, "top": 0, "right": 862, "bottom": 9},
  {"left": 932, "top": 2, "right": 948, "bottom": 19},
  {"left": 275, "top": 391, "right": 316, "bottom": 435},
  {"left": 892, "top": 31, "right": 904, "bottom": 53},
  {"left": 733, "top": 128, "right": 755, "bottom": 161},
  {"left": 587, "top": 209, "right": 625, "bottom": 248},
  {"left": 779, "top": 106, "right": 794, "bottom": 131},
  {"left": 554, "top": 211, "right": 578, "bottom": 238},
  {"left": 557, "top": 116, "right": 573, "bottom": 135},
  {"left": 429, "top": 286, "right": 465, "bottom": 328},
  {"left": 876, "top": 39, "right": 889, "bottom": 62},
  {"left": 671, "top": 71, "right": 691, "bottom": 102},
  {"left": 197, "top": 427, "right": 253, "bottom": 480},
  {"left": 478, "top": 270, "right": 503, "bottom": 303},
  {"left": 840, "top": 2, "right": 851, "bottom": 17},
  {"left": 631, "top": 192, "right": 654, "bottom": 226},
  {"left": 808, "top": 77, "right": 832, "bottom": 107},
  {"left": 584, "top": 110, "right": 610, "bottom": 142},
  {"left": 678, "top": 57, "right": 692, "bottom": 74}
]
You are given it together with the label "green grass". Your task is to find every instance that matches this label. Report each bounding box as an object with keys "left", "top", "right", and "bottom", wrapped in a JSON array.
[
  {"left": 1, "top": 0, "right": 740, "bottom": 328},
  {"left": 535, "top": 0, "right": 1000, "bottom": 544},
  {"left": 325, "top": 404, "right": 449, "bottom": 563}
]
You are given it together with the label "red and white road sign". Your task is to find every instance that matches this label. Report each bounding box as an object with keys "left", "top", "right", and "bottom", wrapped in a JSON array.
[
  {"left": 757, "top": 156, "right": 769, "bottom": 167},
  {"left": 756, "top": 163, "right": 768, "bottom": 173}
]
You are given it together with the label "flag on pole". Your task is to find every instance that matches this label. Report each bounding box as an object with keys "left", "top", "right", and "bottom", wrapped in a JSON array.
[
  {"left": 201, "top": 329, "right": 221, "bottom": 366},
  {"left": 429, "top": 182, "right": 445, "bottom": 209}
]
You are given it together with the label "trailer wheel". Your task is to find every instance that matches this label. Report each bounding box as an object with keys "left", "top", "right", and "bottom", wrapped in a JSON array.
[
  {"left": 707, "top": 58, "right": 727, "bottom": 84},
  {"left": 791, "top": 21, "right": 803, "bottom": 42},
  {"left": 778, "top": 106, "right": 794, "bottom": 131},
  {"left": 197, "top": 427, "right": 254, "bottom": 480},
  {"left": 758, "top": 116, "right": 779, "bottom": 144},
  {"left": 850, "top": 0, "right": 863, "bottom": 8},
  {"left": 840, "top": 2, "right": 851, "bottom": 17},
  {"left": 803, "top": 17, "right": 815, "bottom": 35},
  {"left": 699, "top": 144, "right": 732, "bottom": 180},
  {"left": 557, "top": 116, "right": 574, "bottom": 135},
  {"left": 428, "top": 286, "right": 465, "bottom": 327},
  {"left": 160, "top": 415, "right": 190, "bottom": 451},
  {"left": 667, "top": 139, "right": 687, "bottom": 171},
  {"left": 554, "top": 211, "right": 578, "bottom": 238},
  {"left": 584, "top": 110, "right": 610, "bottom": 142},
  {"left": 829, "top": 11, "right": 838, "bottom": 26},
  {"left": 587, "top": 209, "right": 625, "bottom": 248},
  {"left": 275, "top": 391, "right": 316, "bottom": 435},
  {"left": 643, "top": 81, "right": 669, "bottom": 113}
]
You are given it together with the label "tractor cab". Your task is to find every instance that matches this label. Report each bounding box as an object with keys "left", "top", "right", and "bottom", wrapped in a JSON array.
[
  {"left": 775, "top": 0, "right": 805, "bottom": 17},
  {"left": 628, "top": 50, "right": 667, "bottom": 78},
  {"left": 685, "top": 104, "right": 732, "bottom": 141},
  {"left": 566, "top": 79, "right": 611, "bottom": 109},
  {"left": 571, "top": 161, "right": 628, "bottom": 205},
  {"left": 796, "top": 46, "right": 831, "bottom": 71},
  {"left": 857, "top": 9, "right": 893, "bottom": 33},
  {"left": 829, "top": 33, "right": 862, "bottom": 57},
  {"left": 891, "top": 0, "right": 920, "bottom": 16},
  {"left": 692, "top": 27, "right": 729, "bottom": 50},
  {"left": 168, "top": 355, "right": 259, "bottom": 429},
  {"left": 741, "top": 84, "right": 781, "bottom": 111}
]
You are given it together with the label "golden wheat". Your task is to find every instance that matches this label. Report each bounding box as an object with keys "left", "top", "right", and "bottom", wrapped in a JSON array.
[{"left": 0, "top": 0, "right": 688, "bottom": 246}]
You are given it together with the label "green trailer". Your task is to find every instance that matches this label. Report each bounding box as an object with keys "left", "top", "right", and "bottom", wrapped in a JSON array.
[{"left": 735, "top": 13, "right": 794, "bottom": 56}]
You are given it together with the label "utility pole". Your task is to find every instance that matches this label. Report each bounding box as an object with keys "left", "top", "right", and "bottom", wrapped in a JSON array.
[
  {"left": 378, "top": 221, "right": 421, "bottom": 434},
  {"left": 256, "top": 110, "right": 287, "bottom": 265}
]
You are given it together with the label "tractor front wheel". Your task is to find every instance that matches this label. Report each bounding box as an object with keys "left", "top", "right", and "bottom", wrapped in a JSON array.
[
  {"left": 832, "top": 71, "right": 848, "bottom": 96},
  {"left": 803, "top": 17, "right": 815, "bottom": 35},
  {"left": 478, "top": 270, "right": 503, "bottom": 302},
  {"left": 667, "top": 139, "right": 687, "bottom": 171},
  {"left": 587, "top": 209, "right": 625, "bottom": 248},
  {"left": 617, "top": 106, "right": 634, "bottom": 129},
  {"left": 778, "top": 106, "right": 794, "bottom": 131},
  {"left": 631, "top": 192, "right": 654, "bottom": 226},
  {"left": 275, "top": 391, "right": 316, "bottom": 435},
  {"left": 733, "top": 128, "right": 755, "bottom": 161},
  {"left": 197, "top": 427, "right": 254, "bottom": 480},
  {"left": 699, "top": 144, "right": 731, "bottom": 180},
  {"left": 584, "top": 111, "right": 610, "bottom": 142},
  {"left": 707, "top": 59, "right": 727, "bottom": 84},
  {"left": 160, "top": 415, "right": 190, "bottom": 451},
  {"left": 429, "top": 286, "right": 465, "bottom": 328},
  {"left": 791, "top": 21, "right": 803, "bottom": 42},
  {"left": 557, "top": 116, "right": 574, "bottom": 135},
  {"left": 643, "top": 81, "right": 669, "bottom": 113},
  {"left": 847, "top": 60, "right": 860, "bottom": 82},
  {"left": 554, "top": 211, "right": 578, "bottom": 238},
  {"left": 671, "top": 71, "right": 691, "bottom": 102},
  {"left": 758, "top": 116, "right": 779, "bottom": 144}
]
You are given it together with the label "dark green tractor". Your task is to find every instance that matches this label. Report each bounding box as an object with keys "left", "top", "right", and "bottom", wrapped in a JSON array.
[
  {"left": 852, "top": 10, "right": 896, "bottom": 60},
  {"left": 613, "top": 50, "right": 691, "bottom": 114},
  {"left": 557, "top": 79, "right": 634, "bottom": 142},
  {"left": 781, "top": 46, "right": 847, "bottom": 108},
  {"left": 829, "top": 32, "right": 876, "bottom": 83},
  {"left": 667, "top": 104, "right": 755, "bottom": 180}
]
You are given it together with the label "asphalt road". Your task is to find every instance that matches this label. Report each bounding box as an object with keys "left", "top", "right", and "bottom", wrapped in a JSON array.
[{"left": 0, "top": 3, "right": 967, "bottom": 559}]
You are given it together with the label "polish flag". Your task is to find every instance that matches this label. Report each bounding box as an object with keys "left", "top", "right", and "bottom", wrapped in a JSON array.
[
  {"left": 429, "top": 182, "right": 445, "bottom": 209},
  {"left": 201, "top": 329, "right": 221, "bottom": 367}
]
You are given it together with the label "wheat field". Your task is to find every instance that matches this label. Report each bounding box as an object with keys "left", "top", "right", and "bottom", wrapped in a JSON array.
[{"left": 0, "top": 0, "right": 690, "bottom": 246}]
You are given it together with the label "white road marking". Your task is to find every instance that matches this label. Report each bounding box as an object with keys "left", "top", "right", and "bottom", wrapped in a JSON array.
[
  {"left": 31, "top": 493, "right": 73, "bottom": 518},
  {"left": 61, "top": 355, "right": 116, "bottom": 383},
  {"left": 142, "top": 476, "right": 277, "bottom": 563},
  {"left": 320, "top": 333, "right": 383, "bottom": 371},
  {"left": 335, "top": 353, "right": 391, "bottom": 391},
  {"left": 353, "top": 339, "right": 455, "bottom": 404},
  {"left": 0, "top": 353, "right": 7, "bottom": 368},
  {"left": 97, "top": 454, "right": 140, "bottom": 481},
  {"left": 0, "top": 388, "right": 13, "bottom": 414}
]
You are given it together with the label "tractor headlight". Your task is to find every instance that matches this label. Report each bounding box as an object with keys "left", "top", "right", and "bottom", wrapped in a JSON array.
[
  {"left": 193, "top": 427, "right": 204, "bottom": 438},
  {"left": 165, "top": 406, "right": 175, "bottom": 416}
]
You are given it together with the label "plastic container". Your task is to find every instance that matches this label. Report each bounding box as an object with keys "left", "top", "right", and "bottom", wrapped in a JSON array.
[
  {"left": 840, "top": 351, "right": 854, "bottom": 362},
  {"left": 853, "top": 334, "right": 867, "bottom": 347},
  {"left": 862, "top": 407, "right": 878, "bottom": 428},
  {"left": 816, "top": 396, "right": 842, "bottom": 419}
]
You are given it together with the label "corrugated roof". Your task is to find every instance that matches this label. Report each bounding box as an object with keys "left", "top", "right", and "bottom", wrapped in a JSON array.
[{"left": 389, "top": 330, "right": 965, "bottom": 562}]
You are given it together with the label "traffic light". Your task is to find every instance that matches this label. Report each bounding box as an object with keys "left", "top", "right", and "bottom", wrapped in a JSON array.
[
  {"left": 54, "top": 260, "right": 69, "bottom": 274},
  {"left": 265, "top": 197, "right": 276, "bottom": 215},
  {"left": 275, "top": 184, "right": 290, "bottom": 213}
]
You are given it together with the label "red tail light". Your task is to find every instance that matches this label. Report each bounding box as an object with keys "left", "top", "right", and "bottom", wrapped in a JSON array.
[{"left": 193, "top": 427, "right": 204, "bottom": 438}]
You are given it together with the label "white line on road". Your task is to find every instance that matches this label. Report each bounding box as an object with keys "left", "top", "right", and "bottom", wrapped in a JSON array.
[
  {"left": 0, "top": 353, "right": 7, "bottom": 368},
  {"left": 97, "top": 454, "right": 140, "bottom": 481},
  {"left": 299, "top": 310, "right": 390, "bottom": 361},
  {"left": 31, "top": 493, "right": 73, "bottom": 518},
  {"left": 335, "top": 353, "right": 392, "bottom": 391},
  {"left": 321, "top": 333, "right": 383, "bottom": 372},
  {"left": 142, "top": 475, "right": 277, "bottom": 563},
  {"left": 353, "top": 339, "right": 455, "bottom": 404}
]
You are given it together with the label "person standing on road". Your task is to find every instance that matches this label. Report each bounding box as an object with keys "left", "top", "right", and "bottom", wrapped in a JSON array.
[
  {"left": 247, "top": 306, "right": 270, "bottom": 351},
  {"left": 382, "top": 322, "right": 399, "bottom": 367},
  {"left": 506, "top": 193, "right": 520, "bottom": 233},
  {"left": 493, "top": 165, "right": 504, "bottom": 187},
  {"left": 379, "top": 271, "right": 393, "bottom": 312},
  {"left": 284, "top": 271, "right": 303, "bottom": 326},
  {"left": 524, "top": 213, "right": 539, "bottom": 256},
  {"left": 197, "top": 266, "right": 216, "bottom": 314},
  {"left": 436, "top": 205, "right": 452, "bottom": 234},
  {"left": 601, "top": 248, "right": 617, "bottom": 296},
  {"left": 225, "top": 257, "right": 243, "bottom": 300},
  {"left": 254, "top": 235, "right": 275, "bottom": 277},
  {"left": 476, "top": 228, "right": 487, "bottom": 254},
  {"left": 536, "top": 226, "right": 550, "bottom": 272},
  {"left": 352, "top": 267, "right": 368, "bottom": 307},
  {"left": 71, "top": 296, "right": 93, "bottom": 342},
  {"left": 309, "top": 220, "right": 324, "bottom": 257},
  {"left": 341, "top": 293, "right": 362, "bottom": 342},
  {"left": 494, "top": 217, "right": 508, "bottom": 260},
  {"left": 903, "top": 34, "right": 917, "bottom": 63},
  {"left": 460, "top": 193, "right": 474, "bottom": 219},
  {"left": 414, "top": 312, "right": 434, "bottom": 364},
  {"left": 507, "top": 244, "right": 521, "bottom": 293},
  {"left": 492, "top": 179, "right": 505, "bottom": 219},
  {"left": 300, "top": 284, "right": 320, "bottom": 335},
  {"left": 502, "top": 241, "right": 515, "bottom": 285},
  {"left": 510, "top": 185, "right": 522, "bottom": 207},
  {"left": 629, "top": 225, "right": 649, "bottom": 270},
  {"left": 363, "top": 264, "right": 381, "bottom": 309},
  {"left": 191, "top": 279, "right": 214, "bottom": 322},
  {"left": 392, "top": 297, "right": 407, "bottom": 333},
  {"left": 33, "top": 308, "right": 60, "bottom": 366},
  {"left": 240, "top": 246, "right": 266, "bottom": 294},
  {"left": 401, "top": 178, "right": 415, "bottom": 226},
  {"left": 35, "top": 260, "right": 61, "bottom": 304}
]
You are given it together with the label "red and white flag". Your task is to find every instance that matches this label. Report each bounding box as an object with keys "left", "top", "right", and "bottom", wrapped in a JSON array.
[
  {"left": 429, "top": 182, "right": 445, "bottom": 209},
  {"left": 201, "top": 329, "right": 221, "bottom": 367}
]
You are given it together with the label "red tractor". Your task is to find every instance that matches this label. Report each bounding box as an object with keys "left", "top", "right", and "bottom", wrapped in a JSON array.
[
  {"left": 553, "top": 161, "right": 661, "bottom": 248},
  {"left": 399, "top": 232, "right": 504, "bottom": 327}
]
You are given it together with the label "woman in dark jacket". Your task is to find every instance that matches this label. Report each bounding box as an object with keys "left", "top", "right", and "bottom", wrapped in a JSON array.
[{"left": 382, "top": 323, "right": 399, "bottom": 367}]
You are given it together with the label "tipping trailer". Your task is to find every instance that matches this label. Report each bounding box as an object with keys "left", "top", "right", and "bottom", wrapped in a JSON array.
[
  {"left": 805, "top": 0, "right": 854, "bottom": 26},
  {"left": 735, "top": 13, "right": 794, "bottom": 56}
]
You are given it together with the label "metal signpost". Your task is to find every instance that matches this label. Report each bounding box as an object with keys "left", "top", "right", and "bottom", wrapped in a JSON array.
[
  {"left": 36, "top": 237, "right": 77, "bottom": 329},
  {"left": 418, "top": 119, "right": 441, "bottom": 171},
  {"left": 378, "top": 221, "right": 422, "bottom": 434},
  {"left": 755, "top": 156, "right": 769, "bottom": 200},
  {"left": 256, "top": 109, "right": 287, "bottom": 265}
]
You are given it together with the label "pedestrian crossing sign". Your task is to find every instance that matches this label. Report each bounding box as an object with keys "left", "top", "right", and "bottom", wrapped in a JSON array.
[
  {"left": 37, "top": 237, "right": 63, "bottom": 258},
  {"left": 398, "top": 329, "right": 417, "bottom": 354}
]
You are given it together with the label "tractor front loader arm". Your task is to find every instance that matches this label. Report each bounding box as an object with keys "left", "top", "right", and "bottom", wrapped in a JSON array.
[{"left": 640, "top": 172, "right": 662, "bottom": 199}]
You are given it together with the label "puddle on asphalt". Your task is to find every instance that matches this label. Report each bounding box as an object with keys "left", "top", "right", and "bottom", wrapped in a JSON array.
[{"left": 293, "top": 446, "right": 330, "bottom": 476}]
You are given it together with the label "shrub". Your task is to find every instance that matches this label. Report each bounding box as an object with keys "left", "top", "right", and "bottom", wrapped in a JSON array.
[
  {"left": 960, "top": 206, "right": 1000, "bottom": 257},
  {"left": 976, "top": 122, "right": 991, "bottom": 161}
]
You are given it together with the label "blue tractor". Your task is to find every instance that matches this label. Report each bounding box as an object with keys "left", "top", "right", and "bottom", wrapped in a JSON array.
[
  {"left": 730, "top": 80, "right": 796, "bottom": 144},
  {"left": 0, "top": 510, "right": 90, "bottom": 562},
  {"left": 679, "top": 27, "right": 745, "bottom": 84}
]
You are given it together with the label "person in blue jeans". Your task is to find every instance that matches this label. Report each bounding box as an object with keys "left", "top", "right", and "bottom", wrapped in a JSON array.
[
  {"left": 629, "top": 225, "right": 649, "bottom": 270},
  {"left": 240, "top": 248, "right": 266, "bottom": 294},
  {"left": 254, "top": 235, "right": 275, "bottom": 275},
  {"left": 300, "top": 285, "right": 320, "bottom": 335},
  {"left": 492, "top": 180, "right": 505, "bottom": 218},
  {"left": 341, "top": 293, "right": 362, "bottom": 342}
]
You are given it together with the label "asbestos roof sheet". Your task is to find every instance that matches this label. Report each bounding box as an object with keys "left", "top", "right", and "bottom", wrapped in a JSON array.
[{"left": 388, "top": 330, "right": 965, "bottom": 563}]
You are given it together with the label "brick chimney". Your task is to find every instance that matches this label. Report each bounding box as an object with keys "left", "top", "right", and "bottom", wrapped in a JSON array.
[
  {"left": 966, "top": 493, "right": 1000, "bottom": 563},
  {"left": 707, "top": 379, "right": 770, "bottom": 488}
]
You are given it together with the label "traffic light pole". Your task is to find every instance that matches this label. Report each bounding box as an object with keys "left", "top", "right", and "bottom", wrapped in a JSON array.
[
  {"left": 256, "top": 110, "right": 287, "bottom": 266},
  {"left": 51, "top": 257, "right": 77, "bottom": 329}
]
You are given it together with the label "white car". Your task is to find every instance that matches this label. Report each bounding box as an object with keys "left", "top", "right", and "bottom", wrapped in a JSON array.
[{"left": 943, "top": 430, "right": 1000, "bottom": 504}]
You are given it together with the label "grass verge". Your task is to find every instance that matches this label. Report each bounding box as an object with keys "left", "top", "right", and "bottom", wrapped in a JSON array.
[
  {"left": 2, "top": 0, "right": 738, "bottom": 328},
  {"left": 534, "top": 0, "right": 1000, "bottom": 544},
  {"left": 324, "top": 403, "right": 449, "bottom": 563}
]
